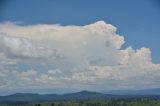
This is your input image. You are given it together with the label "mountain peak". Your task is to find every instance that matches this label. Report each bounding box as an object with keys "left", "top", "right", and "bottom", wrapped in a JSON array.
[
  {"left": 10, "top": 93, "right": 39, "bottom": 97},
  {"left": 78, "top": 90, "right": 90, "bottom": 93},
  {"left": 75, "top": 90, "right": 102, "bottom": 95}
]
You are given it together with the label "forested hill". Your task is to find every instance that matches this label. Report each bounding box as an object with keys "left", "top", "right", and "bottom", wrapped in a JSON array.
[{"left": 0, "top": 90, "right": 160, "bottom": 103}]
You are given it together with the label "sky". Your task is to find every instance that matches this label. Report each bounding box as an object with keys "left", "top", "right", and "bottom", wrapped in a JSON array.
[{"left": 0, "top": 0, "right": 160, "bottom": 95}]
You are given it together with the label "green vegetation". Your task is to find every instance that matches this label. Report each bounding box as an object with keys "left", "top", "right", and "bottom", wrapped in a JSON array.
[{"left": 1, "top": 98, "right": 160, "bottom": 106}]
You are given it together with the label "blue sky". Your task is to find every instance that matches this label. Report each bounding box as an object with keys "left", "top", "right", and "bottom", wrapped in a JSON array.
[
  {"left": 0, "top": 0, "right": 160, "bottom": 63},
  {"left": 0, "top": 0, "right": 160, "bottom": 94}
]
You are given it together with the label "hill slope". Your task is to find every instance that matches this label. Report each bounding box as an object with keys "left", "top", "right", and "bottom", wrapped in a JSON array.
[{"left": 0, "top": 89, "right": 160, "bottom": 103}]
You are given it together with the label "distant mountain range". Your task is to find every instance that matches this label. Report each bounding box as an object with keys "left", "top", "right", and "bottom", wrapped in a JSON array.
[
  {"left": 104, "top": 88, "right": 160, "bottom": 95},
  {"left": 0, "top": 88, "right": 160, "bottom": 103}
]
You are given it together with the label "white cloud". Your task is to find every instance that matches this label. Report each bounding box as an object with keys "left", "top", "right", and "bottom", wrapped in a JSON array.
[
  {"left": 0, "top": 33, "right": 63, "bottom": 59},
  {"left": 0, "top": 21, "right": 160, "bottom": 92}
]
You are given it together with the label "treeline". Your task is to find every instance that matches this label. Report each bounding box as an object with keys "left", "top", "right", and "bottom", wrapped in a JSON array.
[
  {"left": 1, "top": 98, "right": 160, "bottom": 106},
  {"left": 46, "top": 98, "right": 160, "bottom": 106}
]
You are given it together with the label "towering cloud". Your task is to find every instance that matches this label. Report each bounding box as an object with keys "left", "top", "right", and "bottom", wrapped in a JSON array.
[{"left": 0, "top": 21, "right": 160, "bottom": 92}]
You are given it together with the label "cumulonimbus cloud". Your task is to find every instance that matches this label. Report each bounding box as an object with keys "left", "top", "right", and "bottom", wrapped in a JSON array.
[{"left": 0, "top": 21, "right": 160, "bottom": 92}]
